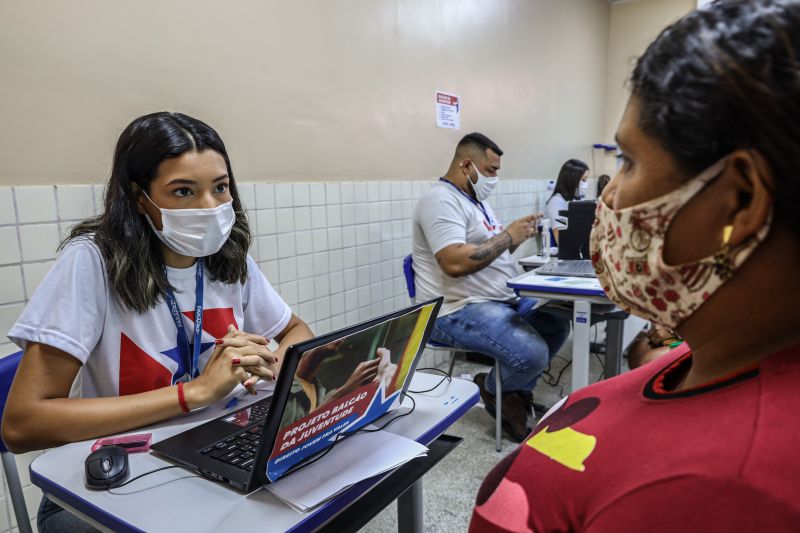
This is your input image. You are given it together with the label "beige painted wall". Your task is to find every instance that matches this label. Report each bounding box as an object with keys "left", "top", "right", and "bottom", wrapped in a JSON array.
[
  {"left": 604, "top": 0, "right": 694, "bottom": 142},
  {"left": 0, "top": 0, "right": 610, "bottom": 186}
]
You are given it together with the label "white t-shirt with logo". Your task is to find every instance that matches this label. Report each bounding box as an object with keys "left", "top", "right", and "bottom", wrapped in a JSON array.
[
  {"left": 8, "top": 239, "right": 292, "bottom": 399},
  {"left": 412, "top": 180, "right": 518, "bottom": 316}
]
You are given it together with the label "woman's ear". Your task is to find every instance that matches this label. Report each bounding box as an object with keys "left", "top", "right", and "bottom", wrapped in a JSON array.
[
  {"left": 130, "top": 183, "right": 147, "bottom": 215},
  {"left": 725, "top": 150, "right": 774, "bottom": 246}
]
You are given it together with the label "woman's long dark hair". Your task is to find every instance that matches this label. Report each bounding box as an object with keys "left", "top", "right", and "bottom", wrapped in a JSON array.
[
  {"left": 62, "top": 112, "right": 252, "bottom": 312},
  {"left": 630, "top": 0, "right": 800, "bottom": 236},
  {"left": 550, "top": 159, "right": 589, "bottom": 202}
]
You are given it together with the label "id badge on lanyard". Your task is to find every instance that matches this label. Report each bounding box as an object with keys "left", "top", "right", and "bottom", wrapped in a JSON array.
[
  {"left": 439, "top": 178, "right": 499, "bottom": 233},
  {"left": 164, "top": 257, "right": 204, "bottom": 381}
]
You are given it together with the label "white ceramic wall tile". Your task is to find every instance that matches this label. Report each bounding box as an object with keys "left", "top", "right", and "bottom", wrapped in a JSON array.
[
  {"left": 314, "top": 275, "right": 329, "bottom": 299},
  {"left": 18, "top": 223, "right": 59, "bottom": 262},
  {"left": 0, "top": 304, "right": 25, "bottom": 342},
  {"left": 297, "top": 257, "right": 314, "bottom": 279},
  {"left": 279, "top": 281, "right": 298, "bottom": 306},
  {"left": 257, "top": 235, "right": 278, "bottom": 261},
  {"left": 275, "top": 208, "right": 294, "bottom": 234},
  {"left": 0, "top": 342, "right": 18, "bottom": 358},
  {"left": 260, "top": 209, "right": 278, "bottom": 235},
  {"left": 255, "top": 183, "right": 275, "bottom": 209},
  {"left": 292, "top": 183, "right": 310, "bottom": 207},
  {"left": 277, "top": 234, "right": 296, "bottom": 259},
  {"left": 0, "top": 228, "right": 21, "bottom": 266},
  {"left": 0, "top": 188, "right": 16, "bottom": 225},
  {"left": 309, "top": 183, "right": 326, "bottom": 206},
  {"left": 14, "top": 186, "right": 57, "bottom": 224},
  {"left": 22, "top": 261, "right": 53, "bottom": 301},
  {"left": 237, "top": 183, "right": 256, "bottom": 211},
  {"left": 295, "top": 231, "right": 313, "bottom": 256},
  {"left": 329, "top": 249, "right": 343, "bottom": 272},
  {"left": 278, "top": 257, "right": 297, "bottom": 283},
  {"left": 0, "top": 266, "right": 24, "bottom": 304},
  {"left": 298, "top": 279, "right": 315, "bottom": 302},
  {"left": 293, "top": 207, "right": 311, "bottom": 231},
  {"left": 327, "top": 228, "right": 342, "bottom": 250},
  {"left": 325, "top": 183, "right": 340, "bottom": 205},
  {"left": 259, "top": 260, "right": 280, "bottom": 286},
  {"left": 275, "top": 184, "right": 293, "bottom": 206},
  {"left": 311, "top": 229, "right": 327, "bottom": 253},
  {"left": 310, "top": 206, "right": 326, "bottom": 229},
  {"left": 55, "top": 185, "right": 94, "bottom": 221},
  {"left": 367, "top": 182, "right": 380, "bottom": 202}
]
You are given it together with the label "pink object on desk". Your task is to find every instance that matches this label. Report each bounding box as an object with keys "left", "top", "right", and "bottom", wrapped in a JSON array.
[{"left": 91, "top": 433, "right": 152, "bottom": 454}]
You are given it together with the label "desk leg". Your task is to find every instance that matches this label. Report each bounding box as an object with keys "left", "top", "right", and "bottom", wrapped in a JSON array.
[
  {"left": 604, "top": 319, "right": 624, "bottom": 378},
  {"left": 397, "top": 479, "right": 423, "bottom": 533},
  {"left": 572, "top": 301, "right": 591, "bottom": 391}
]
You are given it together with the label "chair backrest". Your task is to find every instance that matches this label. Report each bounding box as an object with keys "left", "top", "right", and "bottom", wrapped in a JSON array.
[
  {"left": 402, "top": 254, "right": 416, "bottom": 302},
  {"left": 0, "top": 351, "right": 23, "bottom": 454},
  {"left": 0, "top": 350, "right": 33, "bottom": 533}
]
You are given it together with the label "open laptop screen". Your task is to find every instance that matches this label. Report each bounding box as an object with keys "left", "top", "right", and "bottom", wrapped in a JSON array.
[{"left": 264, "top": 301, "right": 438, "bottom": 481}]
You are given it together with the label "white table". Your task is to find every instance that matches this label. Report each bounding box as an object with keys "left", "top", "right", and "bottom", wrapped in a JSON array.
[
  {"left": 30, "top": 373, "right": 478, "bottom": 533},
  {"left": 508, "top": 270, "right": 627, "bottom": 391}
]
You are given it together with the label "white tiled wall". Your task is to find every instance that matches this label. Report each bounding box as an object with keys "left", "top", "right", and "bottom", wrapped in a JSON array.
[{"left": 0, "top": 178, "right": 550, "bottom": 531}]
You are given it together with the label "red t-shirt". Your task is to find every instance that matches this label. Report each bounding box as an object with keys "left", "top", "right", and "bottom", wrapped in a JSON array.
[{"left": 470, "top": 343, "right": 800, "bottom": 532}]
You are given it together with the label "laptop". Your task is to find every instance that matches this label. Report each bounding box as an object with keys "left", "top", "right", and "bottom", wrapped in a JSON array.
[
  {"left": 535, "top": 200, "right": 597, "bottom": 278},
  {"left": 151, "top": 297, "right": 443, "bottom": 492}
]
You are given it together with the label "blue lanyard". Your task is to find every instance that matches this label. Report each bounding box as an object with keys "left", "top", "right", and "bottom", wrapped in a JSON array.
[
  {"left": 164, "top": 257, "right": 204, "bottom": 380},
  {"left": 439, "top": 178, "right": 496, "bottom": 228}
]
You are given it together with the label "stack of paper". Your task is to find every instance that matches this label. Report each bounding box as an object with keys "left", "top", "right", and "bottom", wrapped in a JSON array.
[{"left": 265, "top": 430, "right": 428, "bottom": 512}]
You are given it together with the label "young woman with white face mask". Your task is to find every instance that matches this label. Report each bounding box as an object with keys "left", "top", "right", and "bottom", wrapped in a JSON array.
[
  {"left": 544, "top": 159, "right": 589, "bottom": 244},
  {"left": 2, "top": 112, "right": 314, "bottom": 531},
  {"left": 472, "top": 1, "right": 800, "bottom": 530}
]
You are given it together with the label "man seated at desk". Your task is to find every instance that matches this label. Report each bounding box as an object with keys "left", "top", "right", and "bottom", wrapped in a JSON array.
[{"left": 412, "top": 132, "right": 570, "bottom": 442}]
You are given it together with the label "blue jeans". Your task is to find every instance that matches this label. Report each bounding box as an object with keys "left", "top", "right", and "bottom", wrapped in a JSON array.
[
  {"left": 38, "top": 495, "right": 99, "bottom": 533},
  {"left": 430, "top": 298, "right": 570, "bottom": 396}
]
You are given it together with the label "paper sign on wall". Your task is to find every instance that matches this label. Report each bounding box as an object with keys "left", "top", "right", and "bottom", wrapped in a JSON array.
[{"left": 436, "top": 91, "right": 460, "bottom": 129}]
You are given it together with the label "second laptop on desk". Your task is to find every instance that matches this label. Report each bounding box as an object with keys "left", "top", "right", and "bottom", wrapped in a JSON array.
[
  {"left": 151, "top": 297, "right": 442, "bottom": 493},
  {"left": 535, "top": 199, "right": 597, "bottom": 278}
]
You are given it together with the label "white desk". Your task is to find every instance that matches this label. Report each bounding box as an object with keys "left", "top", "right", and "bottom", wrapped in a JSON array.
[
  {"left": 508, "top": 270, "right": 624, "bottom": 391},
  {"left": 30, "top": 373, "right": 478, "bottom": 533}
]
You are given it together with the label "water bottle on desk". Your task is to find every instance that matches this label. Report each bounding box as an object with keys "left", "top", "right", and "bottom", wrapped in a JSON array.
[{"left": 538, "top": 218, "right": 551, "bottom": 260}]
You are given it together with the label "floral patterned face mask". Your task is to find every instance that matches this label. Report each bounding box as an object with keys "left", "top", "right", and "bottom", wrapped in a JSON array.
[{"left": 589, "top": 158, "right": 771, "bottom": 330}]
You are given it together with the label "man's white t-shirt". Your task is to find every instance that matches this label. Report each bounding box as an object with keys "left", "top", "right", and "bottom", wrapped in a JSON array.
[
  {"left": 545, "top": 193, "right": 569, "bottom": 231},
  {"left": 412, "top": 180, "right": 518, "bottom": 316},
  {"left": 8, "top": 239, "right": 292, "bottom": 399}
]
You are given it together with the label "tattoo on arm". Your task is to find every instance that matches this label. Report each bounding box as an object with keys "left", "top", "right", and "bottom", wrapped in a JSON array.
[{"left": 467, "top": 231, "right": 512, "bottom": 271}]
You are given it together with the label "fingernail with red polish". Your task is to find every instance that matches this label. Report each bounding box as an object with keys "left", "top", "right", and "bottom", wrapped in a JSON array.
[
  {"left": 214, "top": 339, "right": 223, "bottom": 345},
  {"left": 231, "top": 358, "right": 241, "bottom": 365}
]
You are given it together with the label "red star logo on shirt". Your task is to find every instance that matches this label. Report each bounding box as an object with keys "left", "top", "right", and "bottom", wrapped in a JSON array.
[{"left": 182, "top": 307, "right": 238, "bottom": 340}]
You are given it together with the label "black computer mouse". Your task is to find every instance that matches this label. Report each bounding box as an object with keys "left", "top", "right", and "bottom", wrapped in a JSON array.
[{"left": 85, "top": 445, "right": 129, "bottom": 490}]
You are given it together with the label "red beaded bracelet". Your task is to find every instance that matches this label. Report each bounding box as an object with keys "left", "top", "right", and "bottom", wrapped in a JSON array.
[{"left": 177, "top": 382, "right": 190, "bottom": 414}]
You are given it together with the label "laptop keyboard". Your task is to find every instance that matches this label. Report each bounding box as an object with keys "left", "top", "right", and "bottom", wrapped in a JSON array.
[
  {"left": 199, "top": 401, "right": 271, "bottom": 471},
  {"left": 535, "top": 259, "right": 596, "bottom": 277}
]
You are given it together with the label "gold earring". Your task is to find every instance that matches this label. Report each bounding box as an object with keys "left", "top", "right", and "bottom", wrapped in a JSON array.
[{"left": 712, "top": 225, "right": 734, "bottom": 279}]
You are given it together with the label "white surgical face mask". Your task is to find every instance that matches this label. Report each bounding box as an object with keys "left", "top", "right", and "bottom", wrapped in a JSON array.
[
  {"left": 143, "top": 192, "right": 235, "bottom": 258},
  {"left": 468, "top": 162, "right": 499, "bottom": 202},
  {"left": 578, "top": 180, "right": 589, "bottom": 199}
]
